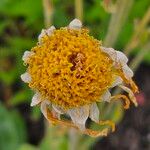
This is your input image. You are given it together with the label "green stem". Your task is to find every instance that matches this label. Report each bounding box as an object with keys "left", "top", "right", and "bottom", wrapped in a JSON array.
[
  {"left": 130, "top": 42, "right": 150, "bottom": 71},
  {"left": 75, "top": 0, "right": 83, "bottom": 21},
  {"left": 124, "top": 7, "right": 150, "bottom": 55},
  {"left": 104, "top": 0, "right": 134, "bottom": 47}
]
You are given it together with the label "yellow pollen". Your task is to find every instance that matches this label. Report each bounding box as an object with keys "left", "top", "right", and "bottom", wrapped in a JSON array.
[{"left": 27, "top": 28, "right": 115, "bottom": 109}]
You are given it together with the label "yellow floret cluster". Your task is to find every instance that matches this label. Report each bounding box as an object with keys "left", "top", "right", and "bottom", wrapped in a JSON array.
[{"left": 27, "top": 28, "right": 115, "bottom": 109}]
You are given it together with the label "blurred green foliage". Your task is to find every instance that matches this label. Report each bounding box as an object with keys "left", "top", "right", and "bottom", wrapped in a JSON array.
[{"left": 0, "top": 0, "right": 150, "bottom": 150}]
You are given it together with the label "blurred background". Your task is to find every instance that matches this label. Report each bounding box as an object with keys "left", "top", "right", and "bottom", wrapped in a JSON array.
[{"left": 0, "top": 0, "right": 150, "bottom": 150}]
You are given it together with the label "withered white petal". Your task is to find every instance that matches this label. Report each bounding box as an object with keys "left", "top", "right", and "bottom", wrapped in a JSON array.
[
  {"left": 122, "top": 64, "right": 133, "bottom": 78},
  {"left": 40, "top": 100, "right": 51, "bottom": 119},
  {"left": 111, "top": 76, "right": 123, "bottom": 88},
  {"left": 38, "top": 29, "right": 46, "bottom": 42},
  {"left": 119, "top": 85, "right": 138, "bottom": 106},
  {"left": 31, "top": 92, "right": 42, "bottom": 106},
  {"left": 47, "top": 26, "right": 55, "bottom": 36},
  {"left": 22, "top": 51, "right": 34, "bottom": 63},
  {"left": 116, "top": 51, "right": 128, "bottom": 64},
  {"left": 21, "top": 72, "right": 31, "bottom": 83},
  {"left": 67, "top": 105, "right": 89, "bottom": 131},
  {"left": 101, "top": 89, "right": 111, "bottom": 102},
  {"left": 89, "top": 103, "right": 99, "bottom": 123},
  {"left": 101, "top": 46, "right": 117, "bottom": 62},
  {"left": 52, "top": 104, "right": 65, "bottom": 114},
  {"left": 69, "top": 19, "right": 82, "bottom": 29}
]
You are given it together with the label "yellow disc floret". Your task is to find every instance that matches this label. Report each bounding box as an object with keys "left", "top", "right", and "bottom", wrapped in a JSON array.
[{"left": 27, "top": 28, "right": 115, "bottom": 109}]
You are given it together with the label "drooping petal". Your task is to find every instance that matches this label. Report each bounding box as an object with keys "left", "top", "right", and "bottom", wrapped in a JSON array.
[
  {"left": 122, "top": 64, "right": 133, "bottom": 78},
  {"left": 119, "top": 85, "right": 138, "bottom": 106},
  {"left": 38, "top": 29, "right": 46, "bottom": 42},
  {"left": 40, "top": 100, "right": 51, "bottom": 119},
  {"left": 30, "top": 92, "right": 42, "bottom": 106},
  {"left": 52, "top": 104, "right": 65, "bottom": 114},
  {"left": 22, "top": 51, "right": 34, "bottom": 63},
  {"left": 69, "top": 19, "right": 82, "bottom": 29},
  {"left": 111, "top": 76, "right": 123, "bottom": 88},
  {"left": 89, "top": 103, "right": 99, "bottom": 123},
  {"left": 67, "top": 105, "right": 89, "bottom": 131},
  {"left": 101, "top": 90, "right": 111, "bottom": 102},
  {"left": 21, "top": 72, "right": 31, "bottom": 83}
]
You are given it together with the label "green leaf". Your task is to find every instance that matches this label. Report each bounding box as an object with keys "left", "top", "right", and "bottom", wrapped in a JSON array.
[
  {"left": 0, "top": 103, "right": 27, "bottom": 150},
  {"left": 17, "top": 144, "right": 37, "bottom": 150}
]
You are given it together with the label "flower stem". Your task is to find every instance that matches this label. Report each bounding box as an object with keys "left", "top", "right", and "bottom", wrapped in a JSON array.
[
  {"left": 68, "top": 128, "right": 79, "bottom": 150},
  {"left": 104, "top": 0, "right": 134, "bottom": 47}
]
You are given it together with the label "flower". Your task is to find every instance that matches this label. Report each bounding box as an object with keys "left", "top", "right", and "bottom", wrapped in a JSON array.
[{"left": 21, "top": 19, "right": 138, "bottom": 137}]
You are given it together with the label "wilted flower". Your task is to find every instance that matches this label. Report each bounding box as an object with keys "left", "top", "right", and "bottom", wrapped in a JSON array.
[{"left": 21, "top": 19, "right": 138, "bottom": 137}]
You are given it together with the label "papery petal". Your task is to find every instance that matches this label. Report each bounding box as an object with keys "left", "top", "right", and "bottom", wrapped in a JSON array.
[
  {"left": 67, "top": 105, "right": 89, "bottom": 131},
  {"left": 69, "top": 19, "right": 82, "bottom": 29},
  {"left": 100, "top": 47, "right": 117, "bottom": 62},
  {"left": 21, "top": 72, "right": 31, "bottom": 83},
  {"left": 52, "top": 104, "right": 65, "bottom": 114},
  {"left": 22, "top": 51, "right": 34, "bottom": 63},
  {"left": 101, "top": 90, "right": 111, "bottom": 102},
  {"left": 40, "top": 100, "right": 51, "bottom": 119},
  {"left": 47, "top": 26, "right": 56, "bottom": 36},
  {"left": 89, "top": 103, "right": 99, "bottom": 123},
  {"left": 116, "top": 51, "right": 128, "bottom": 64},
  {"left": 122, "top": 64, "right": 133, "bottom": 78},
  {"left": 38, "top": 26, "right": 55, "bottom": 43},
  {"left": 111, "top": 76, "right": 123, "bottom": 88},
  {"left": 31, "top": 92, "right": 42, "bottom": 106}
]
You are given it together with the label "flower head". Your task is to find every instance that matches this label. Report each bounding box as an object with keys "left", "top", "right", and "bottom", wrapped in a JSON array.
[{"left": 21, "top": 19, "right": 138, "bottom": 137}]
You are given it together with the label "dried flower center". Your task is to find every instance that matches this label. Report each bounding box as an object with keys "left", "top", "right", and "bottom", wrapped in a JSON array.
[{"left": 27, "top": 28, "right": 115, "bottom": 109}]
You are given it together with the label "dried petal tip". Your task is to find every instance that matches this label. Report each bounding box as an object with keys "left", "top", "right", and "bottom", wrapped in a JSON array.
[
  {"left": 21, "top": 72, "right": 31, "bottom": 83},
  {"left": 47, "top": 26, "right": 56, "bottom": 36},
  {"left": 69, "top": 19, "right": 82, "bottom": 29}
]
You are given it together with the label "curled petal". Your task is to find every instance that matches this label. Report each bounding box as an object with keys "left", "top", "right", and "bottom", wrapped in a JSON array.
[
  {"left": 69, "top": 19, "right": 82, "bottom": 29},
  {"left": 21, "top": 72, "right": 31, "bottom": 83},
  {"left": 89, "top": 103, "right": 99, "bottom": 123},
  {"left": 38, "top": 29, "right": 46, "bottom": 42},
  {"left": 101, "top": 90, "right": 111, "bottom": 102},
  {"left": 111, "top": 76, "right": 123, "bottom": 88},
  {"left": 41, "top": 100, "right": 51, "bottom": 119},
  {"left": 67, "top": 105, "right": 89, "bottom": 131},
  {"left": 31, "top": 92, "right": 42, "bottom": 106},
  {"left": 122, "top": 64, "right": 134, "bottom": 78},
  {"left": 119, "top": 85, "right": 138, "bottom": 106},
  {"left": 22, "top": 51, "right": 34, "bottom": 63},
  {"left": 52, "top": 104, "right": 65, "bottom": 114}
]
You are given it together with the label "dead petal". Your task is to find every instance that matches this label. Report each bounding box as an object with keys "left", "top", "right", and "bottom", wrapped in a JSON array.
[
  {"left": 20, "top": 72, "right": 31, "bottom": 83},
  {"left": 89, "top": 103, "right": 99, "bottom": 123},
  {"left": 111, "top": 76, "right": 123, "bottom": 88},
  {"left": 40, "top": 100, "right": 51, "bottom": 119},
  {"left": 22, "top": 51, "right": 34, "bottom": 63},
  {"left": 31, "top": 91, "right": 42, "bottom": 106},
  {"left": 52, "top": 104, "right": 65, "bottom": 114},
  {"left": 101, "top": 90, "right": 111, "bottom": 102},
  {"left": 69, "top": 19, "right": 82, "bottom": 29},
  {"left": 122, "top": 64, "right": 134, "bottom": 78},
  {"left": 67, "top": 105, "right": 89, "bottom": 131}
]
